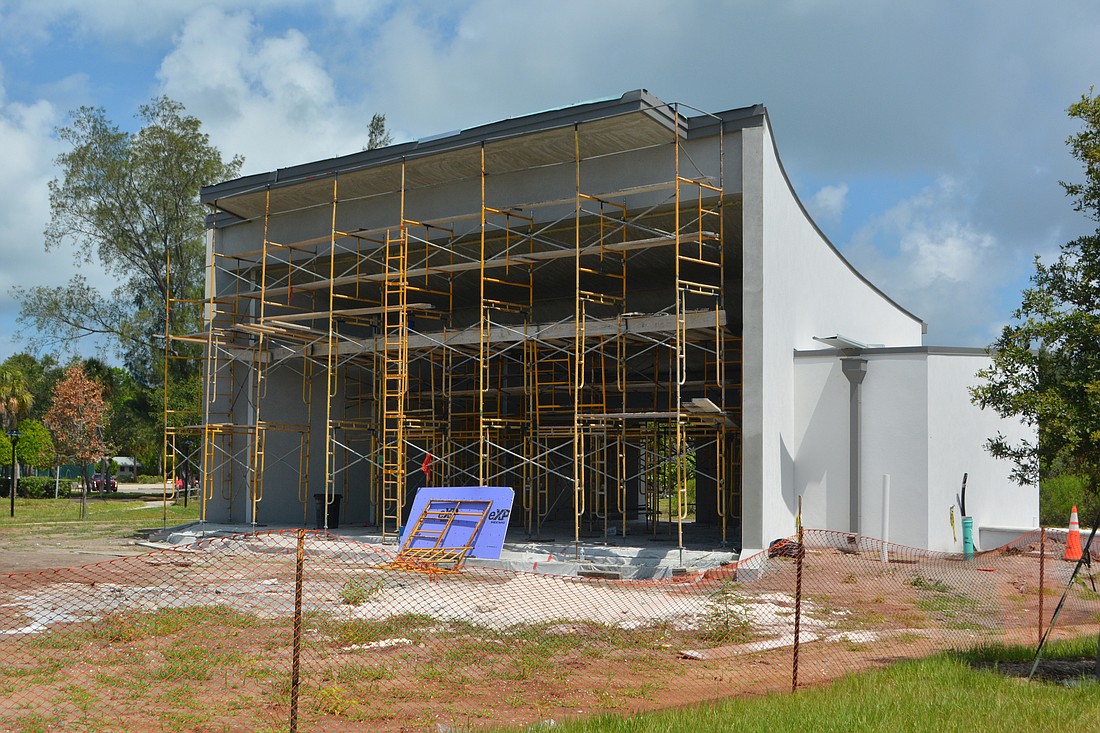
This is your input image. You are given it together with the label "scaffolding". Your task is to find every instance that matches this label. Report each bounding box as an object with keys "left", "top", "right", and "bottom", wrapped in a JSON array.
[{"left": 183, "top": 98, "right": 743, "bottom": 548}]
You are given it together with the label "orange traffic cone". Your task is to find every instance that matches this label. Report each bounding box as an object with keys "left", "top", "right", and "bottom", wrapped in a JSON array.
[{"left": 1064, "top": 506, "right": 1083, "bottom": 561}]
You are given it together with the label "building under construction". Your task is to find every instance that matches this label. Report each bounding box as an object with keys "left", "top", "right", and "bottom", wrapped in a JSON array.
[{"left": 182, "top": 91, "right": 1036, "bottom": 556}]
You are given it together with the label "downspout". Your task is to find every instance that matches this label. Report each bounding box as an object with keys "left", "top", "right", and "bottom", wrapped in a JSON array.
[{"left": 841, "top": 357, "right": 867, "bottom": 535}]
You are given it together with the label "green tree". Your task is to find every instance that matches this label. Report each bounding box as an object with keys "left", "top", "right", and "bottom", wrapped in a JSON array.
[
  {"left": 971, "top": 90, "right": 1100, "bottom": 508},
  {"left": 0, "top": 365, "right": 34, "bottom": 496},
  {"left": 1, "top": 354, "right": 62, "bottom": 423},
  {"left": 0, "top": 364, "right": 33, "bottom": 432},
  {"left": 14, "top": 419, "right": 55, "bottom": 473},
  {"left": 366, "top": 112, "right": 392, "bottom": 151},
  {"left": 15, "top": 96, "right": 242, "bottom": 386}
]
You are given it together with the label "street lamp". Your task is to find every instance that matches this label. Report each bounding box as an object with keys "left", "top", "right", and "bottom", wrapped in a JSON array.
[{"left": 6, "top": 430, "right": 20, "bottom": 519}]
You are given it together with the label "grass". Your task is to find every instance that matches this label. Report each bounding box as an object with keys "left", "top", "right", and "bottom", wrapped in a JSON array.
[
  {"left": 699, "top": 582, "right": 755, "bottom": 643},
  {"left": 0, "top": 496, "right": 198, "bottom": 528},
  {"left": 152, "top": 644, "right": 243, "bottom": 681},
  {"left": 908, "top": 574, "right": 952, "bottom": 593},
  {"left": 0, "top": 495, "right": 200, "bottom": 560},
  {"left": 492, "top": 641, "right": 1100, "bottom": 732},
  {"left": 953, "top": 635, "right": 1100, "bottom": 664},
  {"left": 315, "top": 612, "right": 438, "bottom": 647},
  {"left": 655, "top": 494, "right": 697, "bottom": 523},
  {"left": 29, "top": 606, "right": 262, "bottom": 649}
]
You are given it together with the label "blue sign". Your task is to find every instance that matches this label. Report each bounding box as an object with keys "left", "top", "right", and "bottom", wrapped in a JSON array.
[{"left": 398, "top": 486, "right": 514, "bottom": 559}]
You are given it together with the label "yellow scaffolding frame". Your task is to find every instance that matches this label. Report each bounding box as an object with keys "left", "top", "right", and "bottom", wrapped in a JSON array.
[{"left": 186, "top": 99, "right": 742, "bottom": 550}]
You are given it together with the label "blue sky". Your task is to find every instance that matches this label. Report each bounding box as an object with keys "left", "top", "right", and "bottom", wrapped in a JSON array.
[{"left": 0, "top": 0, "right": 1098, "bottom": 362}]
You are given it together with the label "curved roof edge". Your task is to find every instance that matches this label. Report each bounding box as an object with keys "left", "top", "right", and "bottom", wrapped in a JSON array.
[{"left": 759, "top": 110, "right": 926, "bottom": 333}]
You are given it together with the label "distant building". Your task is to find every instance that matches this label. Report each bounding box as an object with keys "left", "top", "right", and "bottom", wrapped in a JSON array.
[
  {"left": 113, "top": 457, "right": 141, "bottom": 480},
  {"left": 192, "top": 90, "right": 1036, "bottom": 554}
]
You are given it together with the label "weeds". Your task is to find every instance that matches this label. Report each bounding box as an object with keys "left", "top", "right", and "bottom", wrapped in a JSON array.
[
  {"left": 321, "top": 612, "right": 436, "bottom": 647},
  {"left": 309, "top": 685, "right": 360, "bottom": 717},
  {"left": 0, "top": 659, "right": 66, "bottom": 682},
  {"left": 909, "top": 575, "right": 952, "bottom": 593},
  {"left": 700, "top": 582, "right": 754, "bottom": 644},
  {"left": 322, "top": 663, "right": 395, "bottom": 684},
  {"left": 340, "top": 575, "right": 385, "bottom": 605},
  {"left": 152, "top": 644, "right": 241, "bottom": 681},
  {"left": 56, "top": 605, "right": 263, "bottom": 646}
]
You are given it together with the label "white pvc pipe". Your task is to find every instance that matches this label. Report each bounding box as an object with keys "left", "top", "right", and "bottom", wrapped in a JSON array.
[{"left": 881, "top": 474, "right": 891, "bottom": 563}]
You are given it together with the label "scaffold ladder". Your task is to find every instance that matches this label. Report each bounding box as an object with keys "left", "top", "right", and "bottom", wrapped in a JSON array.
[{"left": 380, "top": 226, "right": 409, "bottom": 542}]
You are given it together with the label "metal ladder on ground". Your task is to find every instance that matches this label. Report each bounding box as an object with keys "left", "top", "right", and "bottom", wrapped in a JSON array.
[{"left": 391, "top": 498, "right": 493, "bottom": 572}]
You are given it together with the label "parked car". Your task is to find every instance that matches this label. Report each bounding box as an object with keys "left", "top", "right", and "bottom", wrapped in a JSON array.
[{"left": 91, "top": 473, "right": 118, "bottom": 492}]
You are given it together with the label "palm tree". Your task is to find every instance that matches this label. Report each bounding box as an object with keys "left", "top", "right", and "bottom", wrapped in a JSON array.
[
  {"left": 0, "top": 365, "right": 33, "bottom": 432},
  {"left": 0, "top": 365, "right": 34, "bottom": 493}
]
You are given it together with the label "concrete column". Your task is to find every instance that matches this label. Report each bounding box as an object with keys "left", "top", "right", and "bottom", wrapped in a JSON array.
[{"left": 739, "top": 124, "right": 766, "bottom": 554}]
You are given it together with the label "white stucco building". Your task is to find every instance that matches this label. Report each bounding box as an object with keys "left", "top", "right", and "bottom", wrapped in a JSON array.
[{"left": 193, "top": 90, "right": 1035, "bottom": 555}]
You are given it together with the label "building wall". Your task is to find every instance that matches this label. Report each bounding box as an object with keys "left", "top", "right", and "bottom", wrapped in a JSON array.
[
  {"left": 200, "top": 99, "right": 1038, "bottom": 555},
  {"left": 211, "top": 133, "right": 738, "bottom": 259},
  {"left": 741, "top": 118, "right": 925, "bottom": 554},
  {"left": 791, "top": 355, "right": 849, "bottom": 532},
  {"left": 793, "top": 348, "right": 1038, "bottom": 552},
  {"left": 793, "top": 352, "right": 933, "bottom": 550},
  {"left": 925, "top": 352, "right": 1037, "bottom": 550},
  {"left": 859, "top": 353, "right": 931, "bottom": 549}
]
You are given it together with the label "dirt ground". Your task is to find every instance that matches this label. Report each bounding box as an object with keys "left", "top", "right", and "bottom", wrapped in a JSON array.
[
  {"left": 0, "top": 534, "right": 148, "bottom": 574},
  {"left": 0, "top": 529, "right": 1097, "bottom": 731}
]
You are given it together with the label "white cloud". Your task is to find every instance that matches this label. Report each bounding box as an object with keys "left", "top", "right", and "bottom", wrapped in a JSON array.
[
  {"left": 0, "top": 70, "right": 114, "bottom": 358},
  {"left": 328, "top": 0, "right": 390, "bottom": 25},
  {"left": 0, "top": 0, "right": 305, "bottom": 49},
  {"left": 0, "top": 79, "right": 59, "bottom": 287},
  {"left": 155, "top": 7, "right": 374, "bottom": 173},
  {"left": 808, "top": 183, "right": 848, "bottom": 222},
  {"left": 841, "top": 177, "right": 1019, "bottom": 345},
  {"left": 900, "top": 221, "right": 995, "bottom": 286}
]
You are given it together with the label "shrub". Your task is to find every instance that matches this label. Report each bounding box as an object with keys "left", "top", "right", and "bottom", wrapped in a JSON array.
[
  {"left": 15, "top": 475, "right": 56, "bottom": 499},
  {"left": 1040, "top": 473, "right": 1099, "bottom": 527}
]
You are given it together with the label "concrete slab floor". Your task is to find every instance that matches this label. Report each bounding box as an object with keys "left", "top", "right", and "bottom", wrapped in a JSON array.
[{"left": 143, "top": 518, "right": 740, "bottom": 580}]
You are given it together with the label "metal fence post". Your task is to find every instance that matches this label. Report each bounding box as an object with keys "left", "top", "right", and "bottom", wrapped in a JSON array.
[
  {"left": 792, "top": 523, "right": 804, "bottom": 692},
  {"left": 1038, "top": 527, "right": 1045, "bottom": 645},
  {"left": 290, "top": 528, "right": 305, "bottom": 732}
]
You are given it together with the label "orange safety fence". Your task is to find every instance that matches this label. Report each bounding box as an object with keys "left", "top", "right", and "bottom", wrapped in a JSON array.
[{"left": 0, "top": 528, "right": 1096, "bottom": 732}]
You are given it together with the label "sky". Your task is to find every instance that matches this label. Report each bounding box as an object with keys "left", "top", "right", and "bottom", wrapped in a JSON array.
[{"left": 0, "top": 0, "right": 1098, "bottom": 364}]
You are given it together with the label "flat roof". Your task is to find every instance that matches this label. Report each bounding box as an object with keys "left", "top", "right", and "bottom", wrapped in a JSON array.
[
  {"left": 794, "top": 345, "right": 991, "bottom": 357},
  {"left": 200, "top": 90, "right": 764, "bottom": 220}
]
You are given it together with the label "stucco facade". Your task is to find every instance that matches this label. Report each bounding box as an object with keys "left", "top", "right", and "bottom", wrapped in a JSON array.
[{"left": 793, "top": 349, "right": 1035, "bottom": 552}]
